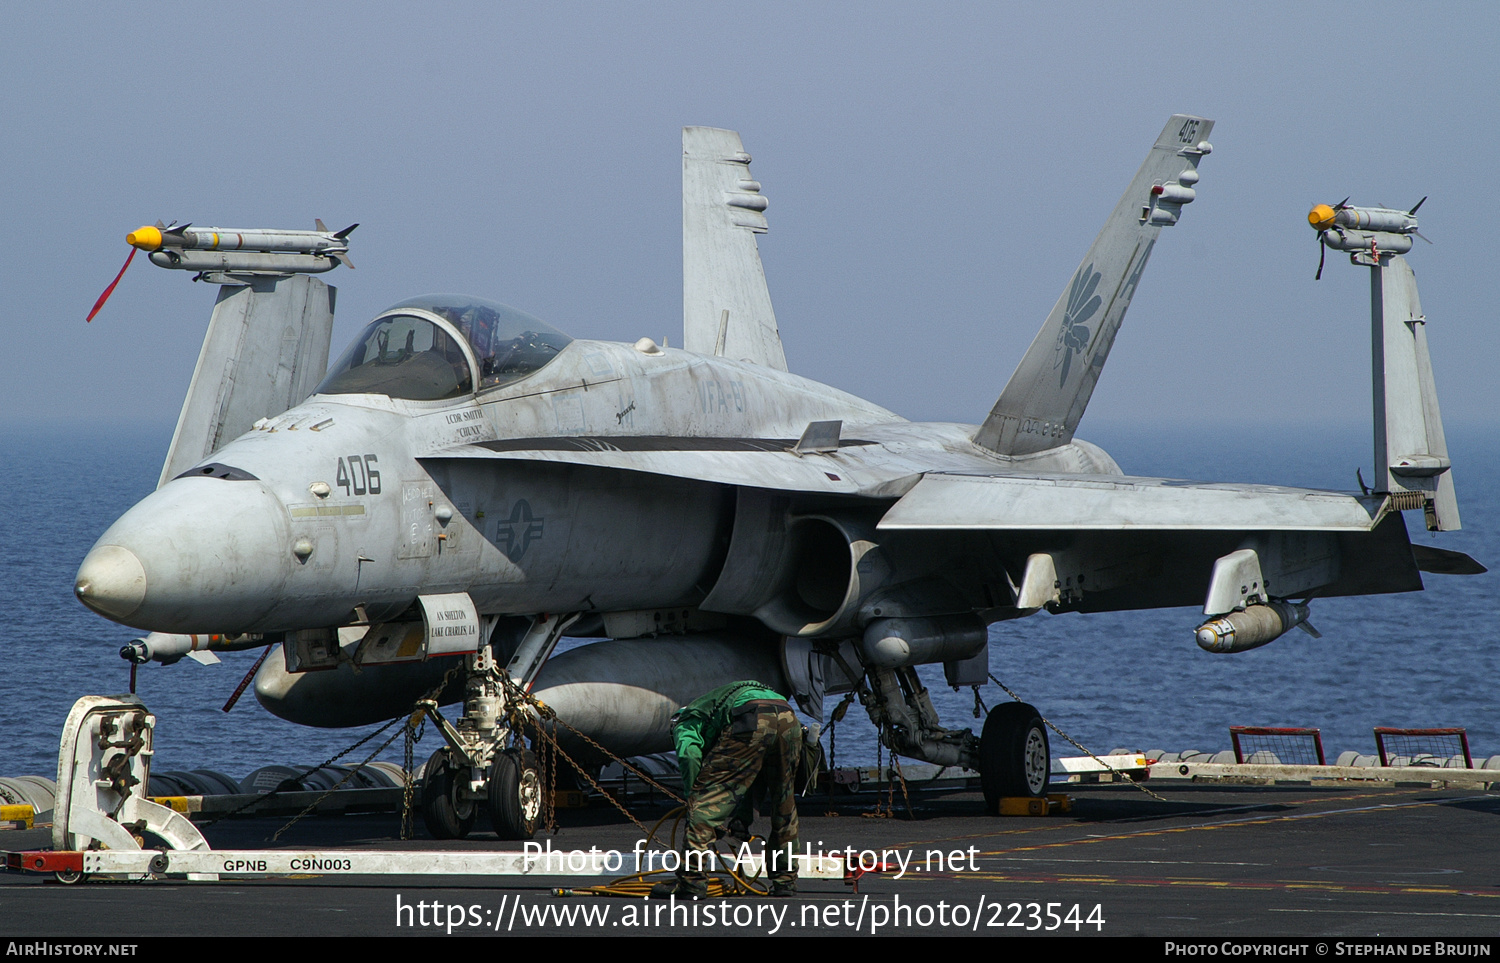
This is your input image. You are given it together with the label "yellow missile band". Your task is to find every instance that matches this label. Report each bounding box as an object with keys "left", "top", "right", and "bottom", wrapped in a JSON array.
[
  {"left": 1308, "top": 204, "right": 1336, "bottom": 230},
  {"left": 126, "top": 226, "right": 163, "bottom": 251}
]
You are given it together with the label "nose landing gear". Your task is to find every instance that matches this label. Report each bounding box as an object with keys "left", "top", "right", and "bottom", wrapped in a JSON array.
[{"left": 417, "top": 614, "right": 576, "bottom": 840}]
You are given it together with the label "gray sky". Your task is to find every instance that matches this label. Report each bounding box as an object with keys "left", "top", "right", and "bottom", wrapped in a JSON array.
[{"left": 4, "top": 2, "right": 1495, "bottom": 439}]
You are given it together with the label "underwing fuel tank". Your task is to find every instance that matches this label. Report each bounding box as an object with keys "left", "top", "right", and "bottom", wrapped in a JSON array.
[
  {"left": 1195, "top": 601, "right": 1312, "bottom": 653},
  {"left": 253, "top": 634, "right": 791, "bottom": 757},
  {"left": 531, "top": 635, "right": 792, "bottom": 758}
]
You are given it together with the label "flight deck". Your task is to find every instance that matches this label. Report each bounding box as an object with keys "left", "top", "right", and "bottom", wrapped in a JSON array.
[{"left": 6, "top": 777, "right": 1499, "bottom": 939}]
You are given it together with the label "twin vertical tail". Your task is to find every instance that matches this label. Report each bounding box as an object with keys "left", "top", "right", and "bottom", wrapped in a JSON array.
[
  {"left": 975, "top": 115, "right": 1214, "bottom": 456},
  {"left": 682, "top": 127, "right": 787, "bottom": 371}
]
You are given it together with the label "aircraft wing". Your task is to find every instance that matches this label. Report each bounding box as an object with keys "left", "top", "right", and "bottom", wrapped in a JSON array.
[
  {"left": 877, "top": 471, "right": 1386, "bottom": 532},
  {"left": 426, "top": 439, "right": 1385, "bottom": 532}
]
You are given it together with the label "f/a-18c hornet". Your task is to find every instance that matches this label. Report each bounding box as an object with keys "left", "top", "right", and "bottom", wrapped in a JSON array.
[{"left": 75, "top": 115, "right": 1483, "bottom": 838}]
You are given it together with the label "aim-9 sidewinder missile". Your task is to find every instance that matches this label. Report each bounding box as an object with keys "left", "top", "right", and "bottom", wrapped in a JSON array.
[
  {"left": 127, "top": 220, "right": 357, "bottom": 274},
  {"left": 87, "top": 219, "right": 357, "bottom": 320},
  {"left": 1308, "top": 199, "right": 1425, "bottom": 255}
]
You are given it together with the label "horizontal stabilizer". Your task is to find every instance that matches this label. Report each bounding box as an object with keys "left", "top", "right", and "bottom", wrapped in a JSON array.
[
  {"left": 976, "top": 114, "right": 1213, "bottom": 456},
  {"left": 1411, "top": 544, "right": 1486, "bottom": 575},
  {"left": 878, "top": 471, "right": 1382, "bottom": 532}
]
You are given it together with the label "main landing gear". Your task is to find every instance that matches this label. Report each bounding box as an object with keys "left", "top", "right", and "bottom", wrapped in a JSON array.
[
  {"left": 978, "top": 701, "right": 1050, "bottom": 812},
  {"left": 856, "top": 664, "right": 1050, "bottom": 812}
]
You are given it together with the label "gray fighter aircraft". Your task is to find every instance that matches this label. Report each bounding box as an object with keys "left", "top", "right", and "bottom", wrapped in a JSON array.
[{"left": 75, "top": 116, "right": 1482, "bottom": 838}]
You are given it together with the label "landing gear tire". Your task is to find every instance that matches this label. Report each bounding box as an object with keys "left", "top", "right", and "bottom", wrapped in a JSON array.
[
  {"left": 488, "top": 747, "right": 542, "bottom": 840},
  {"left": 979, "top": 702, "right": 1050, "bottom": 813},
  {"left": 421, "top": 748, "right": 476, "bottom": 840}
]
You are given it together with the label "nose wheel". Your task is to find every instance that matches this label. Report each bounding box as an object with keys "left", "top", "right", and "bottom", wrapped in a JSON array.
[
  {"left": 420, "top": 748, "right": 476, "bottom": 840},
  {"left": 488, "top": 747, "right": 542, "bottom": 840},
  {"left": 979, "top": 702, "right": 1050, "bottom": 813}
]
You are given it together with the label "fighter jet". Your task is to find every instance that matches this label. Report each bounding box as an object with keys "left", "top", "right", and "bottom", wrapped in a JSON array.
[{"left": 75, "top": 116, "right": 1482, "bottom": 838}]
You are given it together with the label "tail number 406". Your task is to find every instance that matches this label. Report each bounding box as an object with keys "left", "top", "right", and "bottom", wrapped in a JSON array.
[{"left": 336, "top": 455, "right": 382, "bottom": 496}]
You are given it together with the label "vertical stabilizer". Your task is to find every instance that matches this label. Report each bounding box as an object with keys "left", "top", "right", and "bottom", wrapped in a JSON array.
[
  {"left": 1372, "top": 255, "right": 1459, "bottom": 530},
  {"left": 975, "top": 115, "right": 1213, "bottom": 455},
  {"left": 158, "top": 274, "right": 335, "bottom": 486},
  {"left": 682, "top": 127, "right": 787, "bottom": 371}
]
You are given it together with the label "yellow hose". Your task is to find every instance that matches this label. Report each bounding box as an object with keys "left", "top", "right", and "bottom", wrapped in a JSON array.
[{"left": 554, "top": 805, "right": 770, "bottom": 898}]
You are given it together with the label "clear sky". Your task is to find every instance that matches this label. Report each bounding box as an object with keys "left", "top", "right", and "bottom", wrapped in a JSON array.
[{"left": 3, "top": 2, "right": 1494, "bottom": 439}]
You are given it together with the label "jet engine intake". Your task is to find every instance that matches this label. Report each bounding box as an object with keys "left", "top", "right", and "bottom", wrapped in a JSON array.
[
  {"left": 750, "top": 515, "right": 869, "bottom": 636},
  {"left": 701, "top": 490, "right": 885, "bottom": 638}
]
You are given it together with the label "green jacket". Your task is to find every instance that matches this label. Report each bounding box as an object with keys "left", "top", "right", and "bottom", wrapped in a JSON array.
[{"left": 670, "top": 681, "right": 788, "bottom": 793}]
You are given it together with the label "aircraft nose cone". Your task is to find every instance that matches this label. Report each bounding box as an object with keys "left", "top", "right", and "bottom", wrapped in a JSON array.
[
  {"left": 74, "top": 545, "right": 148, "bottom": 621},
  {"left": 77, "top": 477, "right": 292, "bottom": 632}
]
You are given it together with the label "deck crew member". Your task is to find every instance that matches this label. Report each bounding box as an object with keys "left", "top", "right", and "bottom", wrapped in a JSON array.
[{"left": 650, "top": 681, "right": 801, "bottom": 899}]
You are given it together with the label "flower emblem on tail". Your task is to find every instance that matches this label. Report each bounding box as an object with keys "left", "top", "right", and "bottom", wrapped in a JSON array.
[{"left": 1054, "top": 263, "right": 1102, "bottom": 387}]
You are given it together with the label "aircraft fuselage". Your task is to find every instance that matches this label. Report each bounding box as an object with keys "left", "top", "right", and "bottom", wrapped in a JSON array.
[{"left": 76, "top": 334, "right": 1112, "bottom": 636}]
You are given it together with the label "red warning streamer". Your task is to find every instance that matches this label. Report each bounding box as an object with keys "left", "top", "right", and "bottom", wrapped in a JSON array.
[{"left": 86, "top": 247, "right": 137, "bottom": 322}]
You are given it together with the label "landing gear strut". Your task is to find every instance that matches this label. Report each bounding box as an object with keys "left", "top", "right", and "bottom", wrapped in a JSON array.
[
  {"left": 417, "top": 613, "right": 577, "bottom": 840},
  {"left": 860, "top": 665, "right": 978, "bottom": 770},
  {"left": 854, "top": 664, "right": 1052, "bottom": 811}
]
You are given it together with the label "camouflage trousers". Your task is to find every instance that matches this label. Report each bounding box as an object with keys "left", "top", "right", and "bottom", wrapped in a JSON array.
[{"left": 682, "top": 702, "right": 801, "bottom": 885}]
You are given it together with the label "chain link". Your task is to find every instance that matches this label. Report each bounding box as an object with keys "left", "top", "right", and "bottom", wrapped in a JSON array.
[
  {"left": 400, "top": 711, "right": 426, "bottom": 840},
  {"left": 496, "top": 672, "right": 685, "bottom": 805},
  {"left": 196, "top": 715, "right": 402, "bottom": 831},
  {"left": 271, "top": 723, "right": 409, "bottom": 842},
  {"left": 397, "top": 660, "right": 468, "bottom": 838},
  {"left": 887, "top": 746, "right": 915, "bottom": 818}
]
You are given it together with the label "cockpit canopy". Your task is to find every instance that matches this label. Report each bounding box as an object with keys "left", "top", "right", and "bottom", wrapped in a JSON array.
[{"left": 316, "top": 295, "right": 573, "bottom": 401}]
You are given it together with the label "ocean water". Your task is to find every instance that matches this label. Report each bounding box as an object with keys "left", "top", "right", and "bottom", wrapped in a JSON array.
[{"left": 1, "top": 420, "right": 1494, "bottom": 783}]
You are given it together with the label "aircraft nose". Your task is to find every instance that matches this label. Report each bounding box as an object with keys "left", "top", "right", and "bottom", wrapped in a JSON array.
[
  {"left": 74, "top": 477, "right": 293, "bottom": 632},
  {"left": 74, "top": 544, "right": 148, "bottom": 621}
]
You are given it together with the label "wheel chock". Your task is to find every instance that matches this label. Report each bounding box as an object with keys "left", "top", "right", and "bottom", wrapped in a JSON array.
[
  {"left": 997, "top": 793, "right": 1072, "bottom": 816},
  {"left": 0, "top": 805, "right": 35, "bottom": 830}
]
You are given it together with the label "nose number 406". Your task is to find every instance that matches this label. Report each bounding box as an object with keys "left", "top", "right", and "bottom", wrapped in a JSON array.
[{"left": 335, "top": 454, "right": 382, "bottom": 496}]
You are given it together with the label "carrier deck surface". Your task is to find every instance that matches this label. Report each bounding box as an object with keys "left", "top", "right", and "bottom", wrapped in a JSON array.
[{"left": 5, "top": 780, "right": 1499, "bottom": 938}]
